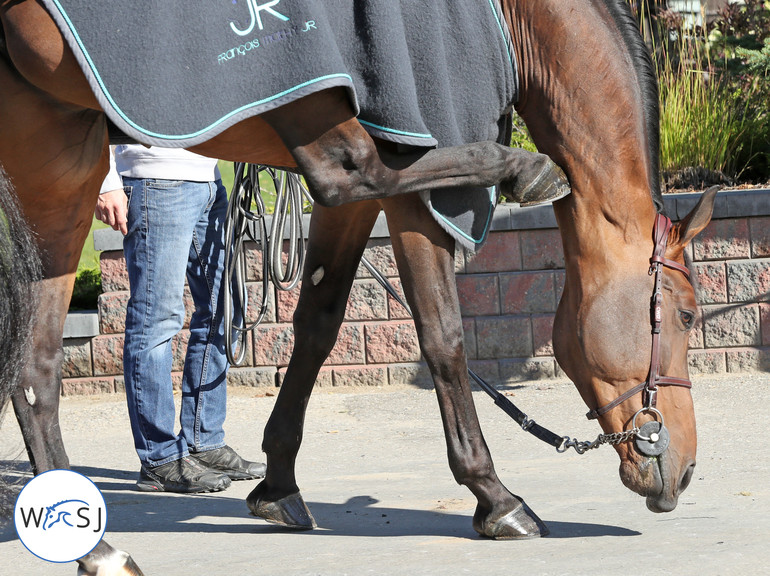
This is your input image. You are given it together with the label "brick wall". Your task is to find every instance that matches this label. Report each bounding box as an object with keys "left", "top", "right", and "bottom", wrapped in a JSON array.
[{"left": 61, "top": 189, "right": 770, "bottom": 395}]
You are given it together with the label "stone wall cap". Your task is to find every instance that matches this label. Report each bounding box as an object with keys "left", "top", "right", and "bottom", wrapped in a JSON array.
[{"left": 64, "top": 310, "right": 99, "bottom": 339}]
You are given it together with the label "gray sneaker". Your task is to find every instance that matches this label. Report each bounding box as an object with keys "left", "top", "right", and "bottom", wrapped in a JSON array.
[
  {"left": 190, "top": 445, "right": 266, "bottom": 480},
  {"left": 137, "top": 456, "right": 231, "bottom": 493}
]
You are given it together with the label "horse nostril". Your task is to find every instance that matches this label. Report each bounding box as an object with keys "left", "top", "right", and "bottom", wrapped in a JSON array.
[{"left": 679, "top": 462, "right": 695, "bottom": 493}]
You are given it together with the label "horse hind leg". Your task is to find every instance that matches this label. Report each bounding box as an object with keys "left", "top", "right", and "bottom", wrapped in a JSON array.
[
  {"left": 382, "top": 194, "right": 548, "bottom": 539},
  {"left": 247, "top": 200, "right": 382, "bottom": 529}
]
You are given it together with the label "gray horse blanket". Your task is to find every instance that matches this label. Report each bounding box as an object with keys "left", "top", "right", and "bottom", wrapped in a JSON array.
[{"left": 42, "top": 0, "right": 519, "bottom": 250}]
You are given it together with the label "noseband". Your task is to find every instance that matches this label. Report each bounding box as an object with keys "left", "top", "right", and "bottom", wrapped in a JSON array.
[{"left": 585, "top": 213, "right": 693, "bottom": 455}]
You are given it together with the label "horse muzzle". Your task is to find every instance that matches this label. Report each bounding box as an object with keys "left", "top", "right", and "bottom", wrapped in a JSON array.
[{"left": 619, "top": 448, "right": 696, "bottom": 513}]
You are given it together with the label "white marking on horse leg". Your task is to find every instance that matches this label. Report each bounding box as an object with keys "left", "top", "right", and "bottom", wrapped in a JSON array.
[
  {"left": 311, "top": 266, "right": 325, "bottom": 286},
  {"left": 24, "top": 387, "right": 36, "bottom": 406}
]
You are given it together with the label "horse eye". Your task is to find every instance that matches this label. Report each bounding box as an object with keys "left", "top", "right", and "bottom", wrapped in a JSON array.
[{"left": 679, "top": 310, "right": 695, "bottom": 329}]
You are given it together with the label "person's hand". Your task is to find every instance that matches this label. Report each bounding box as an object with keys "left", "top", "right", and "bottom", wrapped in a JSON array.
[{"left": 94, "top": 189, "right": 128, "bottom": 235}]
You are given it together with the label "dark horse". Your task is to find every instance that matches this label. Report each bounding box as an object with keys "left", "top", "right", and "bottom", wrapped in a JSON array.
[{"left": 0, "top": 0, "right": 716, "bottom": 574}]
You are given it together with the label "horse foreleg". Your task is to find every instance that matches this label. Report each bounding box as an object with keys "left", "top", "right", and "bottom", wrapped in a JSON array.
[
  {"left": 263, "top": 88, "right": 569, "bottom": 209},
  {"left": 382, "top": 194, "right": 548, "bottom": 539},
  {"left": 247, "top": 200, "right": 381, "bottom": 529}
]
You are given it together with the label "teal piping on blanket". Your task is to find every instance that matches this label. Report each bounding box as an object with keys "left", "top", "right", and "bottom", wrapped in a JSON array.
[
  {"left": 47, "top": 1, "right": 354, "bottom": 141},
  {"left": 486, "top": 0, "right": 515, "bottom": 70},
  {"left": 434, "top": 186, "right": 497, "bottom": 247},
  {"left": 357, "top": 120, "right": 433, "bottom": 141}
]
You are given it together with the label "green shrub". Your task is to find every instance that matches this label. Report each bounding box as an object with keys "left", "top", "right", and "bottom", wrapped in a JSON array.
[{"left": 70, "top": 267, "right": 101, "bottom": 311}]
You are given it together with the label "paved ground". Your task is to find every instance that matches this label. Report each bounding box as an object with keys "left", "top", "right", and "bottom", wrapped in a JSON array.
[{"left": 1, "top": 373, "right": 768, "bottom": 575}]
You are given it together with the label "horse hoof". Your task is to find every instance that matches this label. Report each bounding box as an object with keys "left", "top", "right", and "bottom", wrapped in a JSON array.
[
  {"left": 503, "top": 155, "right": 571, "bottom": 208},
  {"left": 473, "top": 500, "right": 549, "bottom": 540},
  {"left": 247, "top": 485, "right": 317, "bottom": 530}
]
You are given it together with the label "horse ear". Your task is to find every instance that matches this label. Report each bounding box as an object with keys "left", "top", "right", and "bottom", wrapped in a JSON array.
[{"left": 671, "top": 185, "right": 719, "bottom": 247}]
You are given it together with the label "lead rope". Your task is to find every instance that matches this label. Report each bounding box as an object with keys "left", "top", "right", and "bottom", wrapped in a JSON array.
[
  {"left": 223, "top": 165, "right": 624, "bottom": 454},
  {"left": 224, "top": 164, "right": 307, "bottom": 366}
]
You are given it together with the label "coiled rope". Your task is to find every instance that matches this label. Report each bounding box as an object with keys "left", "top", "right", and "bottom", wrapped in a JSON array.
[{"left": 223, "top": 163, "right": 309, "bottom": 365}]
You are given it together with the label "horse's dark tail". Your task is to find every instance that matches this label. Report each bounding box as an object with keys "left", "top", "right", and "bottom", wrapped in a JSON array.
[{"left": 0, "top": 164, "right": 41, "bottom": 422}]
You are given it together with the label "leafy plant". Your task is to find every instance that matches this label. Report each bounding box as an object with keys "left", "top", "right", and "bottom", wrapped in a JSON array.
[
  {"left": 70, "top": 267, "right": 102, "bottom": 311},
  {"left": 631, "top": 0, "right": 770, "bottom": 185}
]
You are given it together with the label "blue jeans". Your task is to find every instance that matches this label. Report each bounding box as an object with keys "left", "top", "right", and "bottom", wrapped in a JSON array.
[{"left": 122, "top": 177, "right": 229, "bottom": 467}]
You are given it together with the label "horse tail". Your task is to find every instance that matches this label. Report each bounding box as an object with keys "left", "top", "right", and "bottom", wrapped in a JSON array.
[{"left": 0, "top": 164, "right": 41, "bottom": 421}]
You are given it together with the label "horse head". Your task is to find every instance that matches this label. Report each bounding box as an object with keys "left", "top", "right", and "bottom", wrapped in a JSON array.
[
  {"left": 554, "top": 189, "right": 716, "bottom": 512},
  {"left": 505, "top": 0, "right": 717, "bottom": 511}
]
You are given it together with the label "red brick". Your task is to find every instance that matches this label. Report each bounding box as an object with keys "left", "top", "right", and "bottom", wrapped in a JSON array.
[
  {"left": 703, "top": 304, "right": 760, "bottom": 347},
  {"left": 277, "top": 366, "right": 333, "bottom": 388},
  {"left": 326, "top": 324, "right": 366, "bottom": 365},
  {"left": 345, "top": 280, "right": 388, "bottom": 321},
  {"left": 275, "top": 284, "right": 301, "bottom": 323},
  {"left": 365, "top": 321, "right": 421, "bottom": 363},
  {"left": 531, "top": 315, "right": 555, "bottom": 356},
  {"left": 463, "top": 317, "right": 476, "bottom": 359},
  {"left": 62, "top": 338, "right": 92, "bottom": 378},
  {"left": 687, "top": 349, "right": 726, "bottom": 375},
  {"left": 62, "top": 377, "right": 115, "bottom": 396},
  {"left": 476, "top": 316, "right": 532, "bottom": 359},
  {"left": 227, "top": 366, "right": 276, "bottom": 387},
  {"left": 332, "top": 365, "right": 388, "bottom": 387},
  {"left": 243, "top": 241, "right": 264, "bottom": 282},
  {"left": 359, "top": 240, "right": 398, "bottom": 278},
  {"left": 761, "top": 304, "right": 770, "bottom": 346},
  {"left": 386, "top": 278, "right": 411, "bottom": 320},
  {"left": 244, "top": 281, "right": 277, "bottom": 324},
  {"left": 693, "top": 262, "right": 727, "bottom": 304},
  {"left": 692, "top": 219, "right": 750, "bottom": 261},
  {"left": 520, "top": 229, "right": 564, "bottom": 270},
  {"left": 465, "top": 231, "right": 522, "bottom": 273},
  {"left": 750, "top": 217, "right": 770, "bottom": 257},
  {"left": 98, "top": 291, "right": 128, "bottom": 334},
  {"left": 253, "top": 324, "right": 294, "bottom": 366},
  {"left": 171, "top": 331, "right": 190, "bottom": 372},
  {"left": 726, "top": 260, "right": 770, "bottom": 303},
  {"left": 99, "top": 252, "right": 128, "bottom": 292},
  {"left": 456, "top": 274, "right": 500, "bottom": 316},
  {"left": 91, "top": 334, "right": 124, "bottom": 376},
  {"left": 500, "top": 271, "right": 556, "bottom": 314}
]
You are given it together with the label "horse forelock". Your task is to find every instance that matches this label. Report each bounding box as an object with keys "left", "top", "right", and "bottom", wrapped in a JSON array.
[{"left": 598, "top": 0, "right": 664, "bottom": 214}]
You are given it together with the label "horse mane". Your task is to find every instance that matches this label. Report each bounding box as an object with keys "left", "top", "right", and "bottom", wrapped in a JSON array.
[{"left": 600, "top": 0, "right": 665, "bottom": 214}]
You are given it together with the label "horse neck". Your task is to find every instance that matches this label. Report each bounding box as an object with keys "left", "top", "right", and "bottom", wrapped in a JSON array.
[{"left": 503, "top": 0, "right": 659, "bottom": 268}]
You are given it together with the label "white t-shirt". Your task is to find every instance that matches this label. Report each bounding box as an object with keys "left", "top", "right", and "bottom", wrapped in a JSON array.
[{"left": 100, "top": 145, "right": 221, "bottom": 194}]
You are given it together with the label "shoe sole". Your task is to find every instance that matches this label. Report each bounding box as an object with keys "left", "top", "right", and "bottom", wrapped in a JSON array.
[{"left": 136, "top": 477, "right": 231, "bottom": 493}]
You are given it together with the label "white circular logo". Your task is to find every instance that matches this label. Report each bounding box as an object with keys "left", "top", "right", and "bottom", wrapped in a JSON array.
[{"left": 14, "top": 469, "right": 107, "bottom": 563}]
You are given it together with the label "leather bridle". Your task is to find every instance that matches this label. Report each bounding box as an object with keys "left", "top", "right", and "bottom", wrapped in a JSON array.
[{"left": 586, "top": 213, "right": 693, "bottom": 423}]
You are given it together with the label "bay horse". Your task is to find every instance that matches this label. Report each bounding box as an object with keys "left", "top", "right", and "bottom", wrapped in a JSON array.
[{"left": 0, "top": 0, "right": 716, "bottom": 574}]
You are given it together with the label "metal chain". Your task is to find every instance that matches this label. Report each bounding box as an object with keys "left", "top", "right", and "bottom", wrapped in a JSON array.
[{"left": 558, "top": 427, "right": 639, "bottom": 454}]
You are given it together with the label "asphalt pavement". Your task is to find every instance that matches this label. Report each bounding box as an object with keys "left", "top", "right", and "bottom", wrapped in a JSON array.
[{"left": 1, "top": 373, "right": 767, "bottom": 575}]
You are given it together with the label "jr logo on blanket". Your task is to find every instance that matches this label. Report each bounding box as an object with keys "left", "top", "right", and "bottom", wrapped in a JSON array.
[{"left": 229, "top": 0, "right": 290, "bottom": 36}]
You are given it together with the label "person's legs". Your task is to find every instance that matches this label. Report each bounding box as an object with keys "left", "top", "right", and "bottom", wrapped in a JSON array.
[
  {"left": 179, "top": 179, "right": 228, "bottom": 453},
  {"left": 179, "top": 178, "right": 265, "bottom": 480},
  {"left": 122, "top": 177, "right": 230, "bottom": 492}
]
